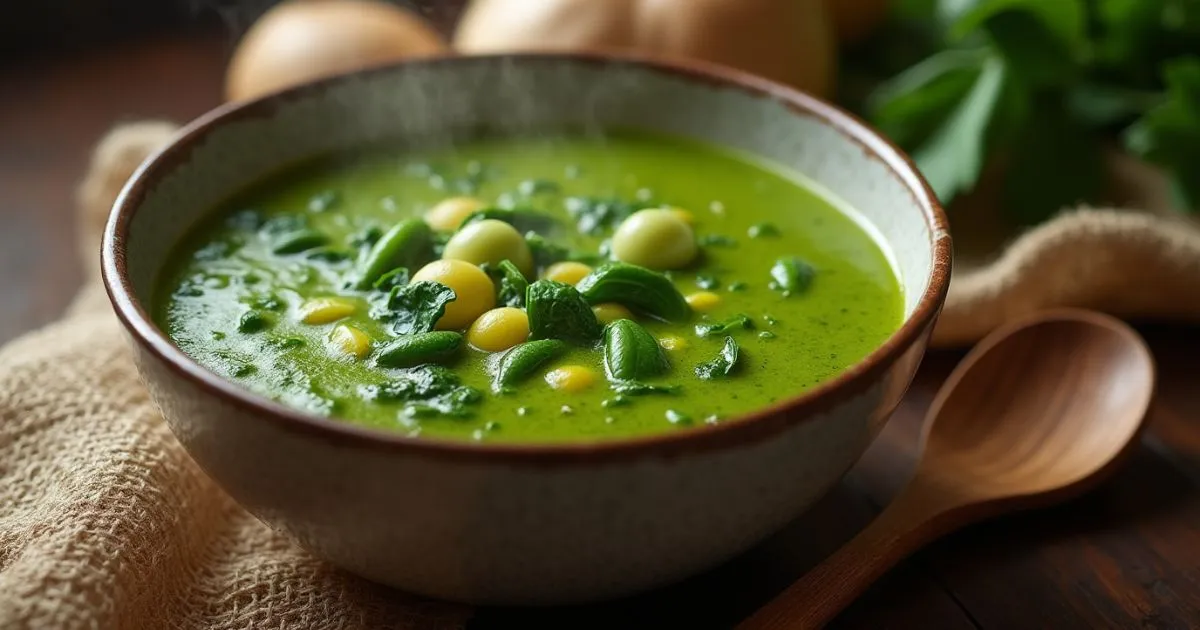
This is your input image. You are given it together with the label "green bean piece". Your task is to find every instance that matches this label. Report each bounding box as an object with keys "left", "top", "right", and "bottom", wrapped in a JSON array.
[
  {"left": 491, "top": 339, "right": 568, "bottom": 393},
  {"left": 355, "top": 219, "right": 433, "bottom": 290},
  {"left": 375, "top": 331, "right": 462, "bottom": 368},
  {"left": 272, "top": 229, "right": 329, "bottom": 255},
  {"left": 576, "top": 262, "right": 692, "bottom": 323},
  {"left": 603, "top": 319, "right": 670, "bottom": 382}
]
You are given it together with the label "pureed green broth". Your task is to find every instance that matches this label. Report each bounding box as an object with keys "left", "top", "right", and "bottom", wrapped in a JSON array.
[{"left": 157, "top": 131, "right": 903, "bottom": 443}]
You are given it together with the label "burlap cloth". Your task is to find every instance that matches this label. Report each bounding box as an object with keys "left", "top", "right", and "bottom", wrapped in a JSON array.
[{"left": 2, "top": 121, "right": 1197, "bottom": 628}]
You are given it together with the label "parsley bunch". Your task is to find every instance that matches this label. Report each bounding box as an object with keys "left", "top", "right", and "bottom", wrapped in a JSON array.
[{"left": 840, "top": 0, "right": 1200, "bottom": 224}]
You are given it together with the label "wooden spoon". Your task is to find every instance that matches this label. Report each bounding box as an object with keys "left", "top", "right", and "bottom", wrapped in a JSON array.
[{"left": 739, "top": 309, "right": 1156, "bottom": 630}]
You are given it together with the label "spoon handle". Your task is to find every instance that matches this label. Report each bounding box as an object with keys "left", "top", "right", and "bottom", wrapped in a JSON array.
[{"left": 737, "top": 480, "right": 957, "bottom": 630}]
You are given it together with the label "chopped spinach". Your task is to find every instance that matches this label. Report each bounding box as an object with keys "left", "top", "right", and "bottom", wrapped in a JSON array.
[
  {"left": 378, "top": 281, "right": 457, "bottom": 335},
  {"left": 360, "top": 365, "right": 481, "bottom": 418},
  {"left": 238, "top": 310, "right": 272, "bottom": 334},
  {"left": 698, "top": 234, "right": 738, "bottom": 248},
  {"left": 695, "top": 314, "right": 755, "bottom": 338},
  {"left": 748, "top": 223, "right": 780, "bottom": 238},
  {"left": 308, "top": 190, "right": 342, "bottom": 212},
  {"left": 481, "top": 260, "right": 529, "bottom": 308},
  {"left": 564, "top": 196, "right": 646, "bottom": 235},
  {"left": 696, "top": 336, "right": 741, "bottom": 380},
  {"left": 769, "top": 256, "right": 816, "bottom": 295},
  {"left": 372, "top": 267, "right": 410, "bottom": 292},
  {"left": 695, "top": 274, "right": 720, "bottom": 290},
  {"left": 461, "top": 207, "right": 559, "bottom": 235},
  {"left": 525, "top": 280, "right": 603, "bottom": 345}
]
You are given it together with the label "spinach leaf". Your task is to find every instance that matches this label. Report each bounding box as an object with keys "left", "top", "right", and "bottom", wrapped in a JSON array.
[
  {"left": 360, "top": 365, "right": 482, "bottom": 418},
  {"left": 461, "top": 207, "right": 560, "bottom": 235},
  {"left": 603, "top": 319, "right": 670, "bottom": 382},
  {"left": 1125, "top": 57, "right": 1200, "bottom": 211},
  {"left": 576, "top": 262, "right": 692, "bottom": 322},
  {"left": 696, "top": 336, "right": 741, "bottom": 380},
  {"left": 564, "top": 196, "right": 646, "bottom": 235},
  {"left": 769, "top": 257, "right": 816, "bottom": 295},
  {"left": 695, "top": 314, "right": 755, "bottom": 338},
  {"left": 525, "top": 280, "right": 603, "bottom": 345},
  {"left": 379, "top": 281, "right": 457, "bottom": 335},
  {"left": 490, "top": 260, "right": 530, "bottom": 307}
]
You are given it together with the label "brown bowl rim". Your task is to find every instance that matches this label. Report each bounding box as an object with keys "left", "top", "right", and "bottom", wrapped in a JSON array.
[{"left": 102, "top": 51, "right": 952, "bottom": 465}]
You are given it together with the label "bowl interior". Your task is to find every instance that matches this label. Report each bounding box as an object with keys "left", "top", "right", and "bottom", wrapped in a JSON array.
[{"left": 120, "top": 55, "right": 939, "bottom": 319}]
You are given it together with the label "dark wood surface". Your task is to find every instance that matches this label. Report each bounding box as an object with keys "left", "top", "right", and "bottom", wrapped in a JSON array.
[{"left": 5, "top": 30, "right": 1200, "bottom": 630}]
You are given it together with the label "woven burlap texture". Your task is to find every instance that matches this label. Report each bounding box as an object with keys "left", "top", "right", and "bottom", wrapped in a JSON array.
[
  {"left": 1, "top": 122, "right": 471, "bottom": 629},
  {"left": 4, "top": 121, "right": 1197, "bottom": 628}
]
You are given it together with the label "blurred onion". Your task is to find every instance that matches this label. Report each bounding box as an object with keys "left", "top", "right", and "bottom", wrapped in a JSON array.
[
  {"left": 226, "top": 0, "right": 450, "bottom": 102},
  {"left": 453, "top": 0, "right": 837, "bottom": 99}
]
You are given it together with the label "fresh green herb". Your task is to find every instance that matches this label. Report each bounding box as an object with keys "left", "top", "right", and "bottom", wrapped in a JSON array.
[
  {"left": 267, "top": 336, "right": 306, "bottom": 350},
  {"left": 748, "top": 223, "right": 780, "bottom": 238},
  {"left": 576, "top": 262, "right": 692, "bottom": 322},
  {"left": 525, "top": 280, "right": 603, "bottom": 345},
  {"left": 360, "top": 365, "right": 481, "bottom": 417},
  {"left": 237, "top": 310, "right": 272, "bottom": 334},
  {"left": 666, "top": 409, "right": 693, "bottom": 425},
  {"left": 308, "top": 190, "right": 342, "bottom": 212},
  {"left": 695, "top": 336, "right": 741, "bottom": 380},
  {"left": 728, "top": 281, "right": 749, "bottom": 292},
  {"left": 354, "top": 219, "right": 433, "bottom": 290},
  {"left": 378, "top": 281, "right": 456, "bottom": 336},
  {"left": 698, "top": 234, "right": 738, "bottom": 248},
  {"left": 244, "top": 292, "right": 285, "bottom": 312},
  {"left": 769, "top": 257, "right": 815, "bottom": 296},
  {"left": 564, "top": 196, "right": 647, "bottom": 235},
  {"left": 375, "top": 331, "right": 463, "bottom": 368},
  {"left": 602, "top": 319, "right": 671, "bottom": 382},
  {"left": 461, "top": 207, "right": 560, "bottom": 235},
  {"left": 695, "top": 274, "right": 720, "bottom": 290},
  {"left": 492, "top": 339, "right": 568, "bottom": 393},
  {"left": 271, "top": 229, "right": 329, "bottom": 255},
  {"left": 695, "top": 314, "right": 755, "bottom": 338},
  {"left": 845, "top": 0, "right": 1200, "bottom": 219}
]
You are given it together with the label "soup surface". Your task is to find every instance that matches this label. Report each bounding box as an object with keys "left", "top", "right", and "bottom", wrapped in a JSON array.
[{"left": 157, "top": 131, "right": 903, "bottom": 442}]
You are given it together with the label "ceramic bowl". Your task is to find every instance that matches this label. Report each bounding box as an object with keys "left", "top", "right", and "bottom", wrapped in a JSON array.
[{"left": 102, "top": 53, "right": 950, "bottom": 606}]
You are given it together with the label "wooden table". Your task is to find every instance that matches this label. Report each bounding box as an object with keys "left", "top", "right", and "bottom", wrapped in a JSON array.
[{"left": 5, "top": 30, "right": 1199, "bottom": 630}]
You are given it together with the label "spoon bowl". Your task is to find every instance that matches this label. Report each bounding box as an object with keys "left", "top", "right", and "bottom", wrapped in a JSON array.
[
  {"left": 740, "top": 309, "right": 1155, "bottom": 630},
  {"left": 921, "top": 309, "right": 1155, "bottom": 506}
]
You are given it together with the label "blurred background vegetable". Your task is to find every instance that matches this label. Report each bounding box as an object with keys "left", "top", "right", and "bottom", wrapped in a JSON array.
[
  {"left": 453, "top": 0, "right": 837, "bottom": 98},
  {"left": 842, "top": 0, "right": 1200, "bottom": 224}
]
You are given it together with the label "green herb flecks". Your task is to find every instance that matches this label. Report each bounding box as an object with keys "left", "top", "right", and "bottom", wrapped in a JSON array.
[
  {"left": 696, "top": 336, "right": 741, "bottom": 380},
  {"left": 695, "top": 314, "right": 755, "bottom": 338},
  {"left": 360, "top": 365, "right": 481, "bottom": 418},
  {"left": 769, "top": 257, "right": 815, "bottom": 296}
]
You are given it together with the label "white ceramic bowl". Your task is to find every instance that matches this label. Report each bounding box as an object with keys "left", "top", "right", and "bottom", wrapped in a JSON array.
[{"left": 103, "top": 53, "right": 950, "bottom": 606}]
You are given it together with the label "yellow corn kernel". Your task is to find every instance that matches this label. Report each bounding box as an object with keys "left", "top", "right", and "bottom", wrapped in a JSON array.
[
  {"left": 658, "top": 335, "right": 688, "bottom": 352},
  {"left": 592, "top": 302, "right": 633, "bottom": 325},
  {"left": 545, "top": 365, "right": 598, "bottom": 393},
  {"left": 424, "top": 196, "right": 486, "bottom": 231},
  {"left": 467, "top": 307, "right": 530, "bottom": 352},
  {"left": 299, "top": 297, "right": 357, "bottom": 324},
  {"left": 330, "top": 323, "right": 371, "bottom": 359},
  {"left": 685, "top": 291, "right": 721, "bottom": 313},
  {"left": 543, "top": 261, "right": 593, "bottom": 285},
  {"left": 666, "top": 206, "right": 695, "bottom": 225}
]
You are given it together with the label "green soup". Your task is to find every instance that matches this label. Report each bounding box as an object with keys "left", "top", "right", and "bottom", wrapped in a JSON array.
[{"left": 157, "top": 131, "right": 903, "bottom": 443}]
